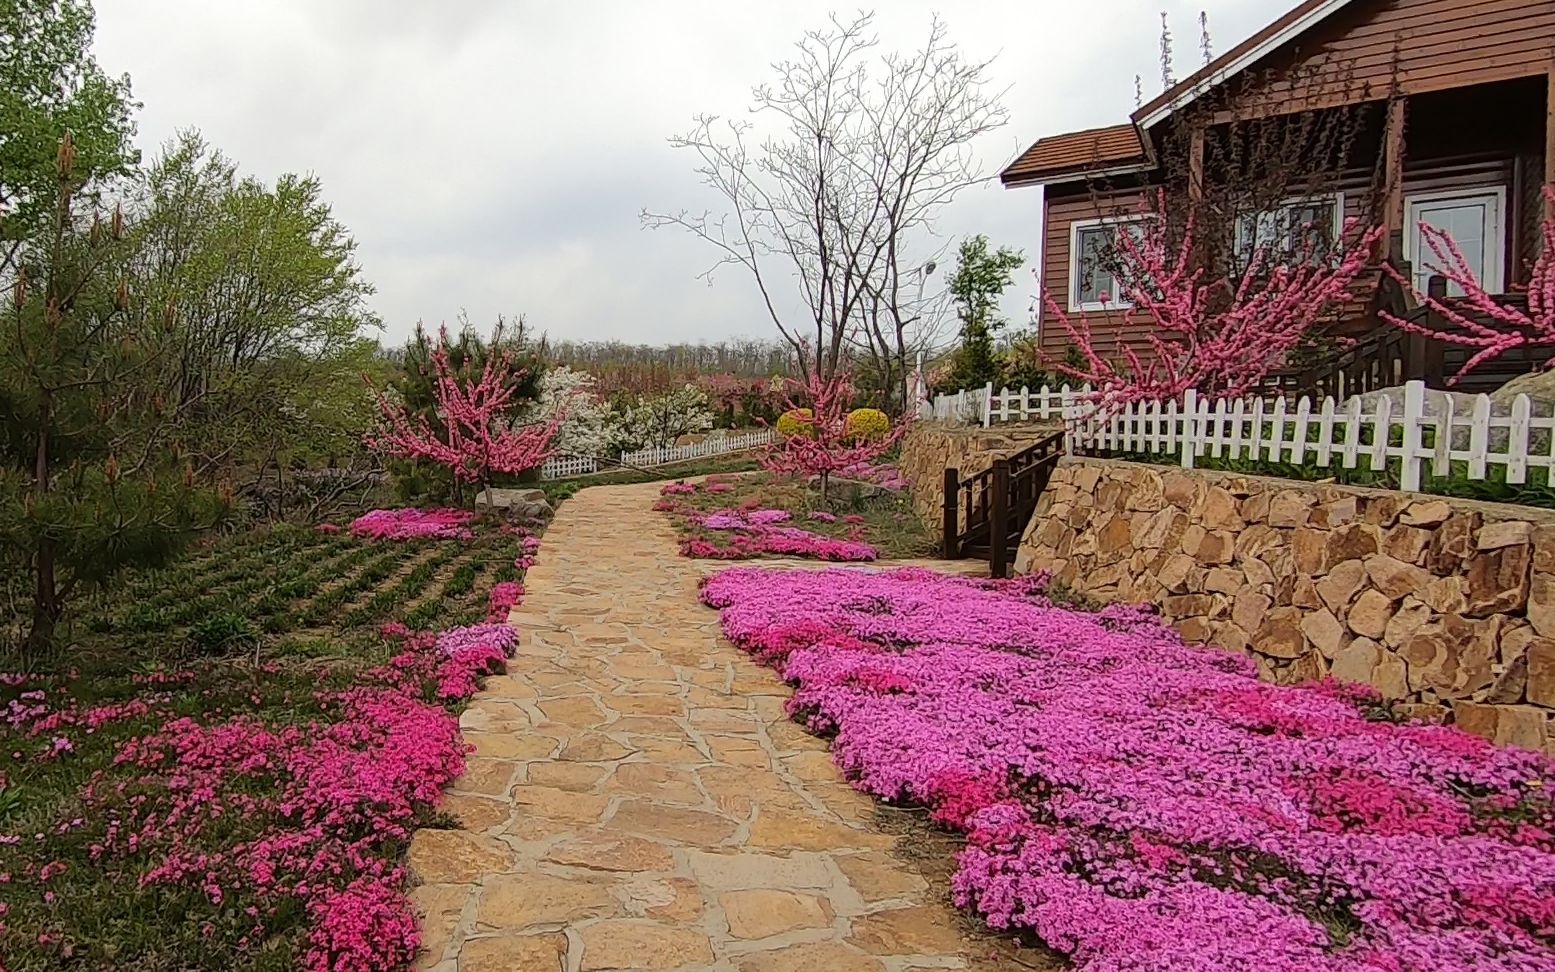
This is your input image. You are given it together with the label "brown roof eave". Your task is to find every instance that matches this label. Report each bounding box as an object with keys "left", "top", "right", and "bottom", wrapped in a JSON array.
[
  {"left": 1132, "top": 0, "right": 1357, "bottom": 128},
  {"left": 1000, "top": 159, "right": 1154, "bottom": 190}
]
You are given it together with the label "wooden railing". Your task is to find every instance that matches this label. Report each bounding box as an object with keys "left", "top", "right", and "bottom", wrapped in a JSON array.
[
  {"left": 942, "top": 430, "right": 1065, "bottom": 578},
  {"left": 1259, "top": 274, "right": 1551, "bottom": 399}
]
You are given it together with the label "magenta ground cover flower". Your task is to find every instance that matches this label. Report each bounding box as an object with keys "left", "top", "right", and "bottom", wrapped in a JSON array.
[
  {"left": 349, "top": 508, "right": 474, "bottom": 541},
  {"left": 702, "top": 566, "right": 1555, "bottom": 972},
  {"left": 90, "top": 619, "right": 517, "bottom": 971},
  {"left": 676, "top": 508, "right": 878, "bottom": 562},
  {"left": 680, "top": 526, "right": 876, "bottom": 562}
]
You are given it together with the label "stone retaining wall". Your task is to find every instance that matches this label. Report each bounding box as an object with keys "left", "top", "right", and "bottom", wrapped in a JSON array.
[
  {"left": 898, "top": 423, "right": 1060, "bottom": 529},
  {"left": 1014, "top": 457, "right": 1555, "bottom": 753}
]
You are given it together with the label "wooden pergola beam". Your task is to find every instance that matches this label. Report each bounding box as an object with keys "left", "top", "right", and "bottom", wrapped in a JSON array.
[{"left": 1382, "top": 96, "right": 1408, "bottom": 264}]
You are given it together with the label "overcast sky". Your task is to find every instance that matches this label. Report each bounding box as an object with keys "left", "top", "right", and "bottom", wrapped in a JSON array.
[{"left": 91, "top": 0, "right": 1288, "bottom": 346}]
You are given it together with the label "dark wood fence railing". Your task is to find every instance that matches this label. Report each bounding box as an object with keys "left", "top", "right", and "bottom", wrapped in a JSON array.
[
  {"left": 942, "top": 430, "right": 1065, "bottom": 578},
  {"left": 1259, "top": 275, "right": 1551, "bottom": 399}
]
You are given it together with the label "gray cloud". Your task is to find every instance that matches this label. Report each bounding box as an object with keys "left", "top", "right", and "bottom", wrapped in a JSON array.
[{"left": 92, "top": 0, "right": 1289, "bottom": 346}]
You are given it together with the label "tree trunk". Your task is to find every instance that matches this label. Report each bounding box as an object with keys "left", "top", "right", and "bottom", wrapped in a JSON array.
[
  {"left": 24, "top": 393, "right": 58, "bottom": 660},
  {"left": 24, "top": 541, "right": 61, "bottom": 662},
  {"left": 820, "top": 470, "right": 830, "bottom": 506}
]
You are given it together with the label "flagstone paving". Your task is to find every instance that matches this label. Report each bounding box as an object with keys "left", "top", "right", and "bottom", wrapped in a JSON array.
[{"left": 408, "top": 482, "right": 992, "bottom": 972}]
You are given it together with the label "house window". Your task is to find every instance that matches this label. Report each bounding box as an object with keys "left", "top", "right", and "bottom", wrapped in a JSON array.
[
  {"left": 1234, "top": 193, "right": 1344, "bottom": 267},
  {"left": 1069, "top": 218, "right": 1145, "bottom": 313}
]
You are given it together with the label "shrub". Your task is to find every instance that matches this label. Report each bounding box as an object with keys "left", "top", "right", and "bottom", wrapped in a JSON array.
[
  {"left": 188, "top": 612, "right": 259, "bottom": 654},
  {"left": 844, "top": 408, "right": 890, "bottom": 441},
  {"left": 776, "top": 408, "right": 815, "bottom": 439}
]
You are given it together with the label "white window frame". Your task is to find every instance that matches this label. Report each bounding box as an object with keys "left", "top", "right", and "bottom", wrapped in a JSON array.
[
  {"left": 1403, "top": 186, "right": 1507, "bottom": 294},
  {"left": 1068, "top": 216, "right": 1147, "bottom": 313},
  {"left": 1232, "top": 191, "right": 1346, "bottom": 266}
]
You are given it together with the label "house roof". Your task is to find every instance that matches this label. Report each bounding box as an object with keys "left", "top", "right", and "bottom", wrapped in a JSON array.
[
  {"left": 998, "top": 124, "right": 1151, "bottom": 187},
  {"left": 1135, "top": 0, "right": 1357, "bottom": 128},
  {"left": 1000, "top": 0, "right": 1361, "bottom": 188}
]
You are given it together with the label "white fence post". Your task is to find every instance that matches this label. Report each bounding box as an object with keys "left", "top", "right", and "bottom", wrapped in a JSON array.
[
  {"left": 1398, "top": 380, "right": 1426, "bottom": 491},
  {"left": 1181, "top": 388, "right": 1198, "bottom": 469},
  {"left": 981, "top": 382, "right": 994, "bottom": 428}
]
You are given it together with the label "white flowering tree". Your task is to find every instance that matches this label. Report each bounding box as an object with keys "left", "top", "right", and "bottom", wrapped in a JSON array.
[
  {"left": 616, "top": 384, "right": 715, "bottom": 451},
  {"left": 518, "top": 365, "right": 621, "bottom": 459}
]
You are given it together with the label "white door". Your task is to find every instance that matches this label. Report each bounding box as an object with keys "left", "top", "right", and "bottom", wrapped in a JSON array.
[{"left": 1404, "top": 188, "right": 1506, "bottom": 296}]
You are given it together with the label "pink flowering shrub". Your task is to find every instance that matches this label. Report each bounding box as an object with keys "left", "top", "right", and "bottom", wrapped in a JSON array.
[
  {"left": 349, "top": 508, "right": 474, "bottom": 541},
  {"left": 487, "top": 581, "right": 523, "bottom": 621},
  {"left": 702, "top": 567, "right": 1555, "bottom": 972}
]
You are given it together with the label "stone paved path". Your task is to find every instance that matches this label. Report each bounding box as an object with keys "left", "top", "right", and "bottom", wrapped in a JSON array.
[{"left": 408, "top": 482, "right": 988, "bottom": 972}]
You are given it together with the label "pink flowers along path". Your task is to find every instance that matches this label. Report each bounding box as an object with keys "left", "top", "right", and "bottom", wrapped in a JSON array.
[
  {"left": 408, "top": 482, "right": 996, "bottom": 972},
  {"left": 702, "top": 567, "right": 1555, "bottom": 972}
]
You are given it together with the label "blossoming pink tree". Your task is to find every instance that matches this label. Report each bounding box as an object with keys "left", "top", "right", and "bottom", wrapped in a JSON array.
[
  {"left": 1380, "top": 185, "right": 1555, "bottom": 384},
  {"left": 1045, "top": 192, "right": 1384, "bottom": 410},
  {"left": 762, "top": 371, "right": 911, "bottom": 503},
  {"left": 368, "top": 328, "right": 562, "bottom": 505}
]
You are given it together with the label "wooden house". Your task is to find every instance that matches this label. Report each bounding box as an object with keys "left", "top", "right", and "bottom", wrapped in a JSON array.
[{"left": 1001, "top": 0, "right": 1555, "bottom": 393}]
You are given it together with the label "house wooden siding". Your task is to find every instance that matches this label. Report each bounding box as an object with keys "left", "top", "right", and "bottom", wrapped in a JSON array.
[
  {"left": 1227, "top": 0, "right": 1555, "bottom": 114},
  {"left": 1038, "top": 154, "right": 1528, "bottom": 359},
  {"left": 1038, "top": 190, "right": 1152, "bottom": 358}
]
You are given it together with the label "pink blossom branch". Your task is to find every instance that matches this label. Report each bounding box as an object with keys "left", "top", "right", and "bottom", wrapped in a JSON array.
[
  {"left": 760, "top": 370, "right": 911, "bottom": 484},
  {"left": 366, "top": 328, "right": 562, "bottom": 485},
  {"left": 1380, "top": 185, "right": 1555, "bottom": 385},
  {"left": 1044, "top": 189, "right": 1384, "bottom": 410}
]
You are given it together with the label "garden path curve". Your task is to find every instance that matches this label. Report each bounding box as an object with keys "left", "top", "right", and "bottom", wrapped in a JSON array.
[{"left": 407, "top": 481, "right": 991, "bottom": 972}]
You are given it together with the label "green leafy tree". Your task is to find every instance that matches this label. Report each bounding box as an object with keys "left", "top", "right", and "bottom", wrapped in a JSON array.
[
  {"left": 1, "top": 0, "right": 138, "bottom": 238},
  {"left": 123, "top": 132, "right": 382, "bottom": 487},
  {"left": 0, "top": 137, "right": 226, "bottom": 660},
  {"left": 945, "top": 235, "right": 1024, "bottom": 390}
]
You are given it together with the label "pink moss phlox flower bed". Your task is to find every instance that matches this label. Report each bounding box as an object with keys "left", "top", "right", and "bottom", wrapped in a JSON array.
[
  {"left": 349, "top": 508, "right": 474, "bottom": 541},
  {"left": 660, "top": 481, "right": 698, "bottom": 496},
  {"left": 837, "top": 461, "right": 908, "bottom": 491},
  {"left": 701, "top": 566, "right": 1555, "bottom": 972},
  {"left": 678, "top": 509, "right": 877, "bottom": 562},
  {"left": 79, "top": 620, "right": 516, "bottom": 972}
]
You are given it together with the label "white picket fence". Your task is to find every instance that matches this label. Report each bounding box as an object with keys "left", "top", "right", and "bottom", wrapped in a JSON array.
[
  {"left": 921, "top": 381, "right": 1095, "bottom": 427},
  {"left": 922, "top": 379, "right": 1555, "bottom": 492},
  {"left": 539, "top": 429, "right": 774, "bottom": 480}
]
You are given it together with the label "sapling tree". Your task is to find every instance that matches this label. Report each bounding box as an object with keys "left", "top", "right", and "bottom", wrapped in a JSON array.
[
  {"left": 1044, "top": 191, "right": 1383, "bottom": 409},
  {"left": 762, "top": 370, "right": 911, "bottom": 503},
  {"left": 368, "top": 327, "right": 561, "bottom": 505},
  {"left": 946, "top": 235, "right": 1024, "bottom": 391},
  {"left": 1379, "top": 185, "right": 1555, "bottom": 384},
  {"left": 0, "top": 136, "right": 227, "bottom": 660}
]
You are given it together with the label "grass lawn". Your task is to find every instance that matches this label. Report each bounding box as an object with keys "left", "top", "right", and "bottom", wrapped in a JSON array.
[
  {"left": 657, "top": 470, "right": 937, "bottom": 560},
  {"left": 0, "top": 512, "right": 534, "bottom": 971}
]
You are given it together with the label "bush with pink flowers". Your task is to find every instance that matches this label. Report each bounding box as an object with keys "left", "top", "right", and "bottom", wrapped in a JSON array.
[{"left": 702, "top": 566, "right": 1555, "bottom": 972}]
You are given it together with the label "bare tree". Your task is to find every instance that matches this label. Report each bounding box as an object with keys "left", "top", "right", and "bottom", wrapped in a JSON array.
[{"left": 643, "top": 12, "right": 1006, "bottom": 411}]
